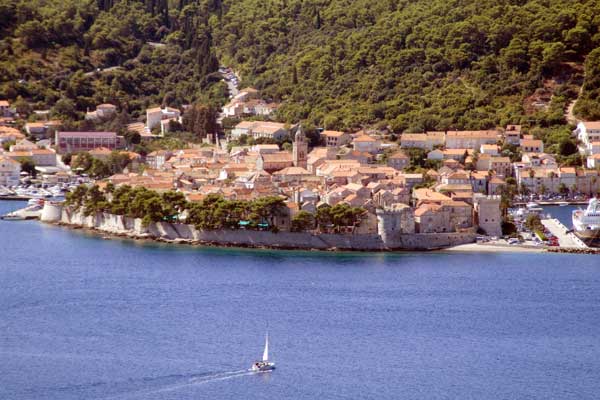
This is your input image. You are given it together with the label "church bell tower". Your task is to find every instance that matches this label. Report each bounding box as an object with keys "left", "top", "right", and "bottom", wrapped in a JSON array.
[{"left": 293, "top": 125, "right": 308, "bottom": 169}]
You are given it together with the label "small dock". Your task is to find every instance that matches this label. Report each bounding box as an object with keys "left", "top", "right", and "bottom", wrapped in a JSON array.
[
  {"left": 541, "top": 219, "right": 588, "bottom": 249},
  {"left": 514, "top": 201, "right": 587, "bottom": 206},
  {"left": 1, "top": 204, "right": 42, "bottom": 220},
  {"left": 0, "top": 195, "right": 35, "bottom": 201}
]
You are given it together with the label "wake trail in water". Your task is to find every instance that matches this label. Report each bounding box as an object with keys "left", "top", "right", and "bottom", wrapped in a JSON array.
[{"left": 101, "top": 368, "right": 263, "bottom": 399}]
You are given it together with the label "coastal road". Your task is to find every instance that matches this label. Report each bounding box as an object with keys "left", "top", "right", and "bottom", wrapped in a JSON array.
[
  {"left": 541, "top": 218, "right": 588, "bottom": 248},
  {"left": 217, "top": 68, "right": 240, "bottom": 127}
]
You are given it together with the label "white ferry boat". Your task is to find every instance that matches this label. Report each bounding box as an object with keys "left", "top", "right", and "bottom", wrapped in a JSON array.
[{"left": 572, "top": 198, "right": 600, "bottom": 246}]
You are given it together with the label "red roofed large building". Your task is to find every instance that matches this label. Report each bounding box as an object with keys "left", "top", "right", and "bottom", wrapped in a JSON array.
[
  {"left": 445, "top": 130, "right": 499, "bottom": 149},
  {"left": 55, "top": 131, "right": 122, "bottom": 154},
  {"left": 231, "top": 121, "right": 291, "bottom": 141}
]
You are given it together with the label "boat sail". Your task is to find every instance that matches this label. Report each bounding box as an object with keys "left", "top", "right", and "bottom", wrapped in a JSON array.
[
  {"left": 251, "top": 332, "right": 276, "bottom": 372},
  {"left": 262, "top": 333, "right": 269, "bottom": 362}
]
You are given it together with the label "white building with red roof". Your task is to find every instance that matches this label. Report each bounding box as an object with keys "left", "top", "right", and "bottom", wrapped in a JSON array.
[{"left": 575, "top": 121, "right": 600, "bottom": 155}]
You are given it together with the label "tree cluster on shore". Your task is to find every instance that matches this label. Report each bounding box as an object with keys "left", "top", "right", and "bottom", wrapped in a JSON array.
[
  {"left": 65, "top": 184, "right": 188, "bottom": 227},
  {"left": 65, "top": 151, "right": 133, "bottom": 178},
  {"left": 65, "top": 184, "right": 366, "bottom": 232}
]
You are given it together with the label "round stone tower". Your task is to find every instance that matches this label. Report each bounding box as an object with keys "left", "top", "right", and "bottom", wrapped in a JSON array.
[
  {"left": 376, "top": 204, "right": 415, "bottom": 247},
  {"left": 40, "top": 201, "right": 64, "bottom": 223}
]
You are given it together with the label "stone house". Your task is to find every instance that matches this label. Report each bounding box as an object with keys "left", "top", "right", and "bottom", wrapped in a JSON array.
[
  {"left": 427, "top": 149, "right": 444, "bottom": 160},
  {"left": 445, "top": 130, "right": 499, "bottom": 149},
  {"left": 272, "top": 166, "right": 312, "bottom": 183},
  {"left": 414, "top": 204, "right": 447, "bottom": 233},
  {"left": 0, "top": 155, "right": 20, "bottom": 186},
  {"left": 321, "top": 130, "right": 351, "bottom": 147},
  {"left": 387, "top": 150, "right": 410, "bottom": 170},
  {"left": 520, "top": 138, "right": 544, "bottom": 153},
  {"left": 400, "top": 133, "right": 430, "bottom": 150},
  {"left": 480, "top": 144, "right": 499, "bottom": 155},
  {"left": 504, "top": 125, "right": 521, "bottom": 145},
  {"left": 352, "top": 134, "right": 381, "bottom": 153},
  {"left": 426, "top": 131, "right": 446, "bottom": 147},
  {"left": 344, "top": 182, "right": 371, "bottom": 198},
  {"left": 257, "top": 151, "right": 294, "bottom": 173},
  {"left": 146, "top": 150, "right": 172, "bottom": 170},
  {"left": 146, "top": 106, "right": 181, "bottom": 133}
]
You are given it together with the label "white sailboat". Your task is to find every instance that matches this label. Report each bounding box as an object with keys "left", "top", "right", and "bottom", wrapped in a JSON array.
[{"left": 251, "top": 333, "right": 276, "bottom": 372}]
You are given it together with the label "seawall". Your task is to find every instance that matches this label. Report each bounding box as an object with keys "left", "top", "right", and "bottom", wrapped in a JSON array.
[{"left": 51, "top": 206, "right": 476, "bottom": 251}]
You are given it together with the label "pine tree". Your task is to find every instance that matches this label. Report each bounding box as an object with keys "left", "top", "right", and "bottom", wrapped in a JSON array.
[{"left": 315, "top": 9, "right": 321, "bottom": 29}]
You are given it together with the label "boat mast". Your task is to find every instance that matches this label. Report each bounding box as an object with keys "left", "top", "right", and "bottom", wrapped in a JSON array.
[{"left": 262, "top": 332, "right": 269, "bottom": 361}]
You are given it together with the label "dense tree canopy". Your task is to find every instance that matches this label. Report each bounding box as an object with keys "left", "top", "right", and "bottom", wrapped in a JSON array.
[
  {"left": 213, "top": 0, "right": 600, "bottom": 131},
  {"left": 3, "top": 0, "right": 600, "bottom": 133},
  {"left": 0, "top": 0, "right": 224, "bottom": 123}
]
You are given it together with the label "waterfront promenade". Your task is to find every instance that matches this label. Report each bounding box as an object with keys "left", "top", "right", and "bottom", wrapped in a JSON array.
[{"left": 541, "top": 218, "right": 588, "bottom": 249}]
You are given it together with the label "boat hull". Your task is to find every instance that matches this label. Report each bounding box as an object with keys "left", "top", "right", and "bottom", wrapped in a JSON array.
[
  {"left": 573, "top": 229, "right": 600, "bottom": 247},
  {"left": 1, "top": 215, "right": 25, "bottom": 221},
  {"left": 251, "top": 362, "right": 275, "bottom": 372}
]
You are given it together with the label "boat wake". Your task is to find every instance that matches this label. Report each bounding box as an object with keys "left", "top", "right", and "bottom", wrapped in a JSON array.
[
  {"left": 188, "top": 369, "right": 259, "bottom": 384},
  {"left": 100, "top": 368, "right": 265, "bottom": 399}
]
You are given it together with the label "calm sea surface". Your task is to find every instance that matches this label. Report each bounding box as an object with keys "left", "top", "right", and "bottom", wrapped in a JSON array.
[
  {"left": 1, "top": 201, "right": 599, "bottom": 399},
  {"left": 540, "top": 204, "right": 578, "bottom": 227}
]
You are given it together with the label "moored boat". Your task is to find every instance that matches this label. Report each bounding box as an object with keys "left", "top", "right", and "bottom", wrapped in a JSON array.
[
  {"left": 1, "top": 214, "right": 26, "bottom": 221},
  {"left": 572, "top": 198, "right": 600, "bottom": 247}
]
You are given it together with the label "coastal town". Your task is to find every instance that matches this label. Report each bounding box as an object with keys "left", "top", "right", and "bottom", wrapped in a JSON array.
[
  {"left": 4, "top": 3, "right": 600, "bottom": 399},
  {"left": 1, "top": 84, "right": 600, "bottom": 251}
]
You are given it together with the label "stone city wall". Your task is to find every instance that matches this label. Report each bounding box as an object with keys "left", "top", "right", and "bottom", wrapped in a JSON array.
[{"left": 53, "top": 206, "right": 475, "bottom": 251}]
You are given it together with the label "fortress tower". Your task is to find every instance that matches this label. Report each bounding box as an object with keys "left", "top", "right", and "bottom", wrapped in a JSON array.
[
  {"left": 376, "top": 203, "right": 415, "bottom": 246},
  {"left": 473, "top": 194, "right": 502, "bottom": 237}
]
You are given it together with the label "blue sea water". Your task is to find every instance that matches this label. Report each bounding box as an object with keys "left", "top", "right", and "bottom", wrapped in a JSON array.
[
  {"left": 541, "top": 204, "right": 579, "bottom": 227},
  {"left": 1, "top": 201, "right": 599, "bottom": 399}
]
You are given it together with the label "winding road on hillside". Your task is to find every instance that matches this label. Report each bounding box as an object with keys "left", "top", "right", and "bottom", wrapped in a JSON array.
[
  {"left": 565, "top": 85, "right": 583, "bottom": 125},
  {"left": 565, "top": 62, "right": 586, "bottom": 125}
]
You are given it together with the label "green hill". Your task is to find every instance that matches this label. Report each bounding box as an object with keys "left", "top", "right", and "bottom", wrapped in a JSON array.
[
  {"left": 213, "top": 0, "right": 600, "bottom": 131},
  {"left": 2, "top": 0, "right": 600, "bottom": 132},
  {"left": 0, "top": 0, "right": 223, "bottom": 126}
]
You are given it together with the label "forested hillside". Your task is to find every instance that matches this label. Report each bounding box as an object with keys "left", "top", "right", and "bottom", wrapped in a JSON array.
[
  {"left": 2, "top": 0, "right": 600, "bottom": 132},
  {"left": 213, "top": 0, "right": 600, "bottom": 131},
  {"left": 0, "top": 0, "right": 224, "bottom": 124}
]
